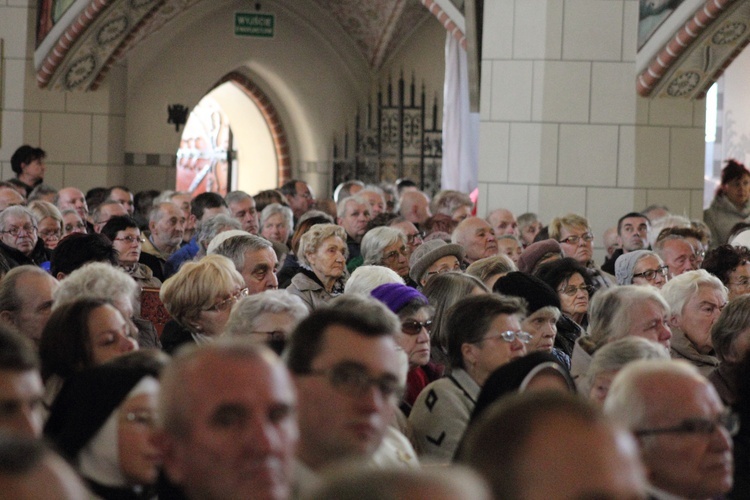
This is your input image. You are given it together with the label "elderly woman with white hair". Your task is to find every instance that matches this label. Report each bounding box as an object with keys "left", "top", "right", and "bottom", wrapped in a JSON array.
[
  {"left": 570, "top": 285, "right": 673, "bottom": 381},
  {"left": 286, "top": 223, "right": 348, "bottom": 311},
  {"left": 260, "top": 203, "right": 294, "bottom": 246},
  {"left": 344, "top": 265, "right": 403, "bottom": 295},
  {"left": 614, "top": 249, "right": 669, "bottom": 288},
  {"left": 361, "top": 226, "right": 410, "bottom": 282},
  {"left": 661, "top": 269, "right": 728, "bottom": 376},
  {"left": 224, "top": 290, "right": 308, "bottom": 354}
]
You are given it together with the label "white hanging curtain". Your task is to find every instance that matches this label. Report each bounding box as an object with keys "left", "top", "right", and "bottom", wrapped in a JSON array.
[{"left": 441, "top": 32, "right": 479, "bottom": 193}]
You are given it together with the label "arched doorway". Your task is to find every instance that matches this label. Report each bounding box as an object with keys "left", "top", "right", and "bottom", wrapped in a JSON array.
[{"left": 175, "top": 73, "right": 291, "bottom": 196}]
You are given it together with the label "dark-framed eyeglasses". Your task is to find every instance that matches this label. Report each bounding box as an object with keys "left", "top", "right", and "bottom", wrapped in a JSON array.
[
  {"left": 558, "top": 284, "right": 595, "bottom": 297},
  {"left": 0, "top": 225, "right": 37, "bottom": 238},
  {"left": 632, "top": 266, "right": 669, "bottom": 281},
  {"left": 301, "top": 361, "right": 402, "bottom": 399},
  {"left": 559, "top": 233, "right": 593, "bottom": 245},
  {"left": 405, "top": 232, "right": 424, "bottom": 245},
  {"left": 634, "top": 410, "right": 739, "bottom": 438},
  {"left": 401, "top": 319, "right": 432, "bottom": 336},
  {"left": 481, "top": 330, "right": 532, "bottom": 344},
  {"left": 383, "top": 246, "right": 407, "bottom": 261},
  {"left": 114, "top": 236, "right": 146, "bottom": 245}
]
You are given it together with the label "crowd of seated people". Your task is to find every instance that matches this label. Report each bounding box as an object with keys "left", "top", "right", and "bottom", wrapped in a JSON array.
[{"left": 0, "top": 144, "right": 749, "bottom": 499}]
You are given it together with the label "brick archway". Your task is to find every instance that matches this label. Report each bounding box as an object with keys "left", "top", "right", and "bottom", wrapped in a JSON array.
[{"left": 211, "top": 71, "right": 292, "bottom": 187}]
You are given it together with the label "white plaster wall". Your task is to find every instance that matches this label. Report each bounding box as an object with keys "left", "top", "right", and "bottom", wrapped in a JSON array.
[{"left": 478, "top": 0, "right": 705, "bottom": 263}]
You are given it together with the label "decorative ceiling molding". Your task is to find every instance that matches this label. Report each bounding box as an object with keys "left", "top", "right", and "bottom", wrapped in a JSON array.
[
  {"left": 34, "top": 0, "right": 460, "bottom": 92},
  {"left": 637, "top": 0, "right": 750, "bottom": 99},
  {"left": 37, "top": 0, "right": 165, "bottom": 90}
]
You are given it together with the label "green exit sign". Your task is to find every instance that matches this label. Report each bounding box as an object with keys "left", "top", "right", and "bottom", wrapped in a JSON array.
[{"left": 235, "top": 12, "right": 275, "bottom": 38}]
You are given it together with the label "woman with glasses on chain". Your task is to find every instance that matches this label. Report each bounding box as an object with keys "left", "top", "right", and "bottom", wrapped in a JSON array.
[
  {"left": 102, "top": 215, "right": 162, "bottom": 288},
  {"left": 702, "top": 244, "right": 750, "bottom": 300},
  {"left": 159, "top": 255, "right": 247, "bottom": 354},
  {"left": 614, "top": 249, "right": 669, "bottom": 289},
  {"left": 409, "top": 294, "right": 528, "bottom": 462}
]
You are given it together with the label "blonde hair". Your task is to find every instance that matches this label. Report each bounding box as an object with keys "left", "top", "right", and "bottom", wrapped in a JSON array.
[
  {"left": 548, "top": 214, "right": 589, "bottom": 241},
  {"left": 160, "top": 254, "right": 244, "bottom": 326},
  {"left": 27, "top": 200, "right": 63, "bottom": 226}
]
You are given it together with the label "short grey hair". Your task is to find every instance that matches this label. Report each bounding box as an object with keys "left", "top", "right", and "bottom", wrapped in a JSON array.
[
  {"left": 517, "top": 212, "right": 538, "bottom": 231},
  {"left": 298, "top": 210, "right": 334, "bottom": 225},
  {"left": 344, "top": 265, "right": 404, "bottom": 295},
  {"left": 297, "top": 224, "right": 347, "bottom": 268},
  {"left": 211, "top": 234, "right": 272, "bottom": 273},
  {"left": 53, "top": 262, "right": 139, "bottom": 312},
  {"left": 260, "top": 203, "right": 293, "bottom": 231},
  {"left": 711, "top": 294, "right": 750, "bottom": 363},
  {"left": 92, "top": 201, "right": 123, "bottom": 224},
  {"left": 430, "top": 190, "right": 472, "bottom": 217},
  {"left": 0, "top": 266, "right": 52, "bottom": 313},
  {"left": 148, "top": 202, "right": 179, "bottom": 224},
  {"left": 0, "top": 206, "right": 35, "bottom": 231},
  {"left": 196, "top": 214, "right": 241, "bottom": 249},
  {"left": 587, "top": 286, "right": 670, "bottom": 350},
  {"left": 661, "top": 269, "right": 726, "bottom": 319},
  {"left": 224, "top": 291, "right": 308, "bottom": 337},
  {"left": 465, "top": 255, "right": 516, "bottom": 284},
  {"left": 224, "top": 190, "right": 252, "bottom": 206},
  {"left": 361, "top": 227, "right": 406, "bottom": 266},
  {"left": 584, "top": 337, "right": 669, "bottom": 395},
  {"left": 336, "top": 193, "right": 369, "bottom": 219},
  {"left": 333, "top": 180, "right": 365, "bottom": 203}
]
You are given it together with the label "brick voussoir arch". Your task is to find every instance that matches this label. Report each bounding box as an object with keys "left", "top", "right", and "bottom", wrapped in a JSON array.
[{"left": 212, "top": 71, "right": 292, "bottom": 186}]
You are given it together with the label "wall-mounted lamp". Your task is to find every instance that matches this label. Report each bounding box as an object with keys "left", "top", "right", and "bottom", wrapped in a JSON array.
[{"left": 167, "top": 104, "right": 189, "bottom": 132}]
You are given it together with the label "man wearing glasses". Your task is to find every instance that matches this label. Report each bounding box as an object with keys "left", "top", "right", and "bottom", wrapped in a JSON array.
[
  {"left": 286, "top": 295, "right": 415, "bottom": 495},
  {"left": 605, "top": 359, "right": 734, "bottom": 500},
  {"left": 0, "top": 206, "right": 48, "bottom": 268}
]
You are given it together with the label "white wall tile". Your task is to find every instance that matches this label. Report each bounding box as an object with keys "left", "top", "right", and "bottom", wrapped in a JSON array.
[
  {"left": 0, "top": 110, "right": 24, "bottom": 159},
  {"left": 91, "top": 115, "right": 110, "bottom": 165},
  {"left": 528, "top": 185, "right": 587, "bottom": 221},
  {"left": 591, "top": 62, "right": 636, "bottom": 124},
  {"left": 622, "top": 0, "right": 638, "bottom": 62},
  {"left": 64, "top": 164, "right": 109, "bottom": 190},
  {"left": 66, "top": 86, "right": 110, "bottom": 114},
  {"left": 0, "top": 7, "right": 28, "bottom": 59},
  {"left": 478, "top": 122, "right": 510, "bottom": 182},
  {"left": 693, "top": 99, "right": 706, "bottom": 128},
  {"left": 618, "top": 125, "right": 670, "bottom": 188},
  {"left": 124, "top": 166, "right": 174, "bottom": 193},
  {"left": 43, "top": 164, "right": 64, "bottom": 188},
  {"left": 483, "top": 0, "right": 514, "bottom": 59},
  {"left": 669, "top": 127, "right": 704, "bottom": 189},
  {"left": 480, "top": 61, "right": 493, "bottom": 121},
  {"left": 531, "top": 61, "right": 590, "bottom": 123},
  {"left": 476, "top": 182, "right": 490, "bottom": 218},
  {"left": 646, "top": 189, "right": 693, "bottom": 217},
  {"left": 691, "top": 189, "right": 705, "bottom": 219},
  {"left": 2, "top": 59, "right": 25, "bottom": 111},
  {"left": 485, "top": 182, "right": 529, "bottom": 216},
  {"left": 490, "top": 61, "right": 533, "bottom": 121},
  {"left": 649, "top": 98, "right": 694, "bottom": 126},
  {"left": 586, "top": 187, "right": 646, "bottom": 242},
  {"left": 23, "top": 60, "right": 66, "bottom": 113},
  {"left": 513, "top": 0, "right": 563, "bottom": 60},
  {"left": 636, "top": 96, "right": 649, "bottom": 125},
  {"left": 40, "top": 113, "right": 92, "bottom": 164},
  {"left": 22, "top": 111, "right": 40, "bottom": 146},
  {"left": 558, "top": 124, "right": 618, "bottom": 186},
  {"left": 563, "top": 0, "right": 623, "bottom": 61},
  {"left": 107, "top": 115, "right": 126, "bottom": 165},
  {"left": 508, "top": 123, "right": 558, "bottom": 184}
]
